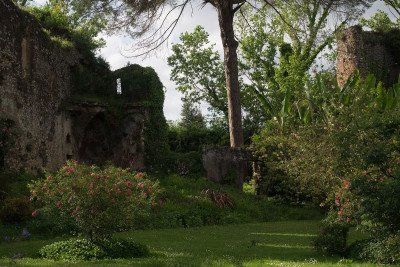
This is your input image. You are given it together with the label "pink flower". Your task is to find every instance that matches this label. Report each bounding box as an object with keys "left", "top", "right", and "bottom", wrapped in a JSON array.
[
  {"left": 125, "top": 180, "right": 133, "bottom": 188},
  {"left": 56, "top": 201, "right": 62, "bottom": 209},
  {"left": 346, "top": 217, "right": 351, "bottom": 223},
  {"left": 47, "top": 175, "right": 53, "bottom": 181},
  {"left": 338, "top": 209, "right": 343, "bottom": 217},
  {"left": 65, "top": 167, "right": 75, "bottom": 174},
  {"left": 135, "top": 172, "right": 144, "bottom": 179},
  {"left": 335, "top": 196, "right": 340, "bottom": 206},
  {"left": 32, "top": 210, "right": 39, "bottom": 217},
  {"left": 137, "top": 182, "right": 145, "bottom": 189}
]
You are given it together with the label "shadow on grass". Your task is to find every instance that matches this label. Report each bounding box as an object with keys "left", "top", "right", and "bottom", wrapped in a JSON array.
[{"left": 0, "top": 221, "right": 371, "bottom": 266}]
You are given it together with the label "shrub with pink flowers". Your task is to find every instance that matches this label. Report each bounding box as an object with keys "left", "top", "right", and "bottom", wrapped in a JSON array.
[
  {"left": 29, "top": 161, "right": 159, "bottom": 241},
  {"left": 314, "top": 108, "right": 400, "bottom": 263}
]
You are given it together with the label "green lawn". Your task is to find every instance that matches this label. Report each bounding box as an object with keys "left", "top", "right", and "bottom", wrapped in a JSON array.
[{"left": 0, "top": 220, "right": 376, "bottom": 266}]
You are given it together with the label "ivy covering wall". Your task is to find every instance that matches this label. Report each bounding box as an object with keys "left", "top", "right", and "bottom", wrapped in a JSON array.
[{"left": 114, "top": 64, "right": 169, "bottom": 170}]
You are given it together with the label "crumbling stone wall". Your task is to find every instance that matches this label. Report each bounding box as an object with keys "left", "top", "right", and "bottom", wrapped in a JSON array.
[
  {"left": 66, "top": 101, "right": 148, "bottom": 170},
  {"left": 0, "top": 0, "right": 79, "bottom": 172},
  {"left": 337, "top": 25, "right": 400, "bottom": 87},
  {"left": 202, "top": 147, "right": 250, "bottom": 189},
  {"left": 0, "top": 0, "right": 150, "bottom": 172}
]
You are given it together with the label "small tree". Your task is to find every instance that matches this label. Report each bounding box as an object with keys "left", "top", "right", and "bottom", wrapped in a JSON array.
[
  {"left": 30, "top": 161, "right": 159, "bottom": 241},
  {"left": 60, "top": 0, "right": 246, "bottom": 148},
  {"left": 180, "top": 98, "right": 206, "bottom": 129}
]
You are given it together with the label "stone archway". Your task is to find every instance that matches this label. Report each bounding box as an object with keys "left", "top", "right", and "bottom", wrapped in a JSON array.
[{"left": 78, "top": 112, "right": 113, "bottom": 165}]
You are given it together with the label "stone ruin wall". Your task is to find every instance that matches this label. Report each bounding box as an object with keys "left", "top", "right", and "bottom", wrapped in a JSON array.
[
  {"left": 0, "top": 0, "right": 147, "bottom": 173},
  {"left": 0, "top": 0, "right": 79, "bottom": 172},
  {"left": 337, "top": 25, "right": 400, "bottom": 87}
]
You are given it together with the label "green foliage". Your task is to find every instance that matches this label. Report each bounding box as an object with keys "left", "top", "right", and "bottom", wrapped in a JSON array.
[
  {"left": 29, "top": 161, "right": 159, "bottom": 241},
  {"left": 0, "top": 172, "right": 37, "bottom": 224},
  {"left": 39, "top": 237, "right": 149, "bottom": 261},
  {"left": 1, "top": 221, "right": 377, "bottom": 266},
  {"left": 28, "top": 4, "right": 105, "bottom": 54},
  {"left": 250, "top": 124, "right": 304, "bottom": 202},
  {"left": 180, "top": 98, "right": 206, "bottom": 130},
  {"left": 166, "top": 110, "right": 228, "bottom": 176},
  {"left": 360, "top": 10, "right": 400, "bottom": 32},
  {"left": 114, "top": 64, "right": 169, "bottom": 171},
  {"left": 314, "top": 217, "right": 350, "bottom": 256},
  {"left": 237, "top": 1, "right": 371, "bottom": 126},
  {"left": 100, "top": 237, "right": 149, "bottom": 259},
  {"left": 292, "top": 77, "right": 400, "bottom": 263},
  {"left": 39, "top": 239, "right": 106, "bottom": 261},
  {"left": 168, "top": 26, "right": 227, "bottom": 116},
  {"left": 360, "top": 11, "right": 400, "bottom": 71},
  {"left": 71, "top": 56, "right": 114, "bottom": 96},
  {"left": 0, "top": 197, "right": 32, "bottom": 224},
  {"left": 13, "top": 0, "right": 32, "bottom": 6},
  {"left": 355, "top": 235, "right": 400, "bottom": 264},
  {"left": 133, "top": 174, "right": 322, "bottom": 230},
  {"left": 167, "top": 123, "right": 228, "bottom": 154},
  {"left": 252, "top": 75, "right": 400, "bottom": 205},
  {"left": 27, "top": 4, "right": 113, "bottom": 96}
]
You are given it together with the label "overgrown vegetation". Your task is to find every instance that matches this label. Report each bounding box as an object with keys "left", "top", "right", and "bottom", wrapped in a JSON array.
[
  {"left": 30, "top": 161, "right": 159, "bottom": 241},
  {"left": 2, "top": 0, "right": 400, "bottom": 265},
  {"left": 0, "top": 221, "right": 375, "bottom": 266},
  {"left": 114, "top": 64, "right": 170, "bottom": 170},
  {"left": 39, "top": 238, "right": 149, "bottom": 261}
]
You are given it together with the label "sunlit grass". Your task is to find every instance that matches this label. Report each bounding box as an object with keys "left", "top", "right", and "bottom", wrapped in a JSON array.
[{"left": 0, "top": 221, "right": 376, "bottom": 266}]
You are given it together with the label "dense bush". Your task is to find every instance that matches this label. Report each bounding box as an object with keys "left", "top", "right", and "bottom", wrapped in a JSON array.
[
  {"left": 39, "top": 238, "right": 149, "bottom": 261},
  {"left": 29, "top": 161, "right": 159, "bottom": 241},
  {"left": 252, "top": 75, "right": 400, "bottom": 204},
  {"left": 314, "top": 216, "right": 350, "bottom": 256},
  {"left": 101, "top": 237, "right": 149, "bottom": 259},
  {"left": 130, "top": 174, "right": 322, "bottom": 230},
  {"left": 166, "top": 122, "right": 229, "bottom": 175},
  {"left": 251, "top": 123, "right": 304, "bottom": 202},
  {"left": 0, "top": 197, "right": 32, "bottom": 224},
  {"left": 312, "top": 83, "right": 400, "bottom": 263},
  {"left": 40, "top": 239, "right": 106, "bottom": 261},
  {"left": 251, "top": 73, "right": 400, "bottom": 262},
  {"left": 0, "top": 172, "right": 37, "bottom": 224}
]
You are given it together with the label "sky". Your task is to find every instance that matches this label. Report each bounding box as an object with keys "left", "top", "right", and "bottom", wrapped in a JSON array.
[{"left": 33, "top": 0, "right": 388, "bottom": 121}]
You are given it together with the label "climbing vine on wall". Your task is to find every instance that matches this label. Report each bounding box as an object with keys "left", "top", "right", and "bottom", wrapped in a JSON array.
[{"left": 114, "top": 64, "right": 169, "bottom": 170}]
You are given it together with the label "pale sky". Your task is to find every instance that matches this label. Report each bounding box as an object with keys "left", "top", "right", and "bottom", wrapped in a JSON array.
[{"left": 33, "top": 0, "right": 388, "bottom": 121}]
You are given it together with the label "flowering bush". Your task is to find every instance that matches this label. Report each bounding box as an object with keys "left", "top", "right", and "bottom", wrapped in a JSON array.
[
  {"left": 315, "top": 108, "right": 400, "bottom": 263},
  {"left": 29, "top": 161, "right": 159, "bottom": 241}
]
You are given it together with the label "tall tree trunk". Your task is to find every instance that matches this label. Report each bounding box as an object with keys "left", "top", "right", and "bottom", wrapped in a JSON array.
[{"left": 215, "top": 1, "right": 244, "bottom": 148}]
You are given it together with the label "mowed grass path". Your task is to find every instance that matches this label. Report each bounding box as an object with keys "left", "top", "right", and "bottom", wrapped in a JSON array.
[{"left": 0, "top": 220, "right": 375, "bottom": 266}]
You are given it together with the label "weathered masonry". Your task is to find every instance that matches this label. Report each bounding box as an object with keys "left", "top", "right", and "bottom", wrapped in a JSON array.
[
  {"left": 0, "top": 0, "right": 163, "bottom": 173},
  {"left": 337, "top": 25, "right": 400, "bottom": 87}
]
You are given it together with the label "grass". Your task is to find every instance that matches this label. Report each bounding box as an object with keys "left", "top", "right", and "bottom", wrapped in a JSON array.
[
  {"left": 138, "top": 174, "right": 324, "bottom": 230},
  {"left": 0, "top": 220, "right": 376, "bottom": 267}
]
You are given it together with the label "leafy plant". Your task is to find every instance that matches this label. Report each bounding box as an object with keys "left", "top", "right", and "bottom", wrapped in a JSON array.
[
  {"left": 39, "top": 239, "right": 106, "bottom": 261},
  {"left": 29, "top": 161, "right": 159, "bottom": 241},
  {"left": 314, "top": 219, "right": 350, "bottom": 256}
]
